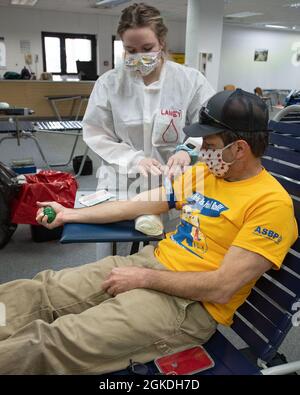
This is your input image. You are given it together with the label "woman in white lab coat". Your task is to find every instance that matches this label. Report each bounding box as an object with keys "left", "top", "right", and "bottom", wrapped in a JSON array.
[
  {"left": 82, "top": 2, "right": 214, "bottom": 257},
  {"left": 83, "top": 3, "right": 214, "bottom": 193}
]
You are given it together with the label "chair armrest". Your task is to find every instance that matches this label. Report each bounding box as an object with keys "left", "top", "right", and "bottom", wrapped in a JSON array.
[{"left": 260, "top": 360, "right": 300, "bottom": 375}]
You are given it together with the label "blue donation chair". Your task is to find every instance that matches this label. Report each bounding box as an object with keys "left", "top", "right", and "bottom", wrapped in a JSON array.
[
  {"left": 285, "top": 90, "right": 300, "bottom": 108},
  {"left": 273, "top": 104, "right": 300, "bottom": 124},
  {"left": 61, "top": 107, "right": 300, "bottom": 375},
  {"left": 114, "top": 108, "right": 300, "bottom": 375},
  {"left": 60, "top": 221, "right": 162, "bottom": 255}
]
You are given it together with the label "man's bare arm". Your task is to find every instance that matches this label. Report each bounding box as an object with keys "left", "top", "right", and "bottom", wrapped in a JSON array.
[
  {"left": 36, "top": 187, "right": 169, "bottom": 229},
  {"left": 102, "top": 246, "right": 272, "bottom": 304}
]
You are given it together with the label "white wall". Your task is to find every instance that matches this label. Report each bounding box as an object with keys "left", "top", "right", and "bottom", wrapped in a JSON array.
[
  {"left": 185, "top": 0, "right": 224, "bottom": 90},
  {"left": 3, "top": 6, "right": 300, "bottom": 92},
  {"left": 219, "top": 25, "right": 300, "bottom": 92},
  {"left": 0, "top": 6, "right": 186, "bottom": 78}
]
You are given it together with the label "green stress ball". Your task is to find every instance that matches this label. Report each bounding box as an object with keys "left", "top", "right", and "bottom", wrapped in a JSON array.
[{"left": 43, "top": 206, "right": 56, "bottom": 224}]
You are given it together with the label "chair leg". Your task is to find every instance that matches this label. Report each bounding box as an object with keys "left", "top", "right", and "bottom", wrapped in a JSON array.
[
  {"left": 112, "top": 242, "right": 117, "bottom": 256},
  {"left": 69, "top": 98, "right": 78, "bottom": 119},
  {"left": 130, "top": 242, "right": 140, "bottom": 255},
  {"left": 26, "top": 135, "right": 51, "bottom": 169},
  {"left": 36, "top": 127, "right": 82, "bottom": 168},
  {"left": 0, "top": 133, "right": 51, "bottom": 170},
  {"left": 0, "top": 135, "right": 15, "bottom": 146},
  {"left": 49, "top": 132, "right": 81, "bottom": 168},
  {"left": 49, "top": 100, "right": 62, "bottom": 122},
  {"left": 75, "top": 98, "right": 85, "bottom": 121}
]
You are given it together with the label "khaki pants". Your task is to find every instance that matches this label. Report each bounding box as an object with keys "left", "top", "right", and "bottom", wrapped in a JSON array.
[{"left": 0, "top": 246, "right": 217, "bottom": 374}]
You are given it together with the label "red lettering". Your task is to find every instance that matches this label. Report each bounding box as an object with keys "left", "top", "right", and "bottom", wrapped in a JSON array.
[{"left": 161, "top": 109, "right": 182, "bottom": 119}]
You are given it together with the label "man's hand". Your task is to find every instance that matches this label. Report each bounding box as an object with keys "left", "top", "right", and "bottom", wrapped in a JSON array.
[
  {"left": 102, "top": 267, "right": 150, "bottom": 297},
  {"left": 138, "top": 158, "right": 163, "bottom": 177},
  {"left": 165, "top": 151, "right": 191, "bottom": 178},
  {"left": 36, "top": 201, "right": 71, "bottom": 229}
]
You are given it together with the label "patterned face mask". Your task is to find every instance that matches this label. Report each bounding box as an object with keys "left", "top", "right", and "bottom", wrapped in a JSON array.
[
  {"left": 198, "top": 142, "right": 236, "bottom": 177},
  {"left": 124, "top": 51, "right": 161, "bottom": 76}
]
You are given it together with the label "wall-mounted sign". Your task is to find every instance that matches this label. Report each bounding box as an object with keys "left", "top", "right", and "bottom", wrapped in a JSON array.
[
  {"left": 20, "top": 40, "right": 31, "bottom": 54},
  {"left": 198, "top": 52, "right": 213, "bottom": 76},
  {"left": 291, "top": 42, "right": 300, "bottom": 67},
  {"left": 254, "top": 49, "right": 268, "bottom": 62}
]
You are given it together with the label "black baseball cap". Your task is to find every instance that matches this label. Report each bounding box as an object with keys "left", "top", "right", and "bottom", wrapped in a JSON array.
[{"left": 184, "top": 88, "right": 269, "bottom": 137}]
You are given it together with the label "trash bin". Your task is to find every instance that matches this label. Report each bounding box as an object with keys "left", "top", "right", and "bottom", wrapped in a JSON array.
[{"left": 72, "top": 155, "right": 93, "bottom": 176}]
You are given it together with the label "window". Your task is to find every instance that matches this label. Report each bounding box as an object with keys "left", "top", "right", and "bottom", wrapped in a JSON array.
[
  {"left": 0, "top": 37, "right": 6, "bottom": 68},
  {"left": 112, "top": 35, "right": 124, "bottom": 69},
  {"left": 42, "top": 32, "right": 97, "bottom": 76}
]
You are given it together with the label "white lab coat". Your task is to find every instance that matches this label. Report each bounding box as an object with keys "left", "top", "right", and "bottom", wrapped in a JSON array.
[{"left": 83, "top": 60, "right": 215, "bottom": 194}]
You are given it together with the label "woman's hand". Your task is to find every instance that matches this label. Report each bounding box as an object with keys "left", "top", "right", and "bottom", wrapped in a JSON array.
[
  {"left": 138, "top": 157, "right": 163, "bottom": 177},
  {"left": 165, "top": 150, "right": 191, "bottom": 178},
  {"left": 36, "top": 201, "right": 70, "bottom": 229}
]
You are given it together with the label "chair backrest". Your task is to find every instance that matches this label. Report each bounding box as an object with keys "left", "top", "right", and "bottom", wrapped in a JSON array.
[
  {"left": 285, "top": 90, "right": 300, "bottom": 107},
  {"left": 273, "top": 105, "right": 300, "bottom": 123},
  {"left": 224, "top": 84, "right": 236, "bottom": 91},
  {"left": 231, "top": 119, "right": 300, "bottom": 363}
]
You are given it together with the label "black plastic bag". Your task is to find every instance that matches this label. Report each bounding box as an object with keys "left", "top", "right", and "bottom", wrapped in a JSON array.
[
  {"left": 0, "top": 162, "right": 21, "bottom": 249},
  {"left": 20, "top": 66, "right": 31, "bottom": 80}
]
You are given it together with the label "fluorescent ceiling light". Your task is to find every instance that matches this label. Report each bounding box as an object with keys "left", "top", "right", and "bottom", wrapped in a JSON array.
[
  {"left": 95, "top": 0, "right": 131, "bottom": 8},
  {"left": 225, "top": 12, "right": 263, "bottom": 18},
  {"left": 283, "top": 3, "right": 300, "bottom": 8},
  {"left": 265, "top": 24, "right": 289, "bottom": 29},
  {"left": 11, "top": 0, "right": 38, "bottom": 5}
]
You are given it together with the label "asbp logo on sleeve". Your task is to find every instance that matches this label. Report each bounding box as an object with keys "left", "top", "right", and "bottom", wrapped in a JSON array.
[{"left": 253, "top": 226, "right": 282, "bottom": 244}]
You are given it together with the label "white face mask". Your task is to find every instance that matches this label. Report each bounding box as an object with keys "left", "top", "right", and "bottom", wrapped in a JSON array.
[
  {"left": 124, "top": 51, "right": 161, "bottom": 76},
  {"left": 199, "top": 142, "right": 236, "bottom": 177}
]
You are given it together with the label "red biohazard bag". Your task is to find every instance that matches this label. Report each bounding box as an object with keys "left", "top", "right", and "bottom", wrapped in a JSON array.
[{"left": 11, "top": 170, "right": 78, "bottom": 225}]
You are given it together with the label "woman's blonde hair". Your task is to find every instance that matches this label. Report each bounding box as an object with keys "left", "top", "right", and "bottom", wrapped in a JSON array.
[{"left": 117, "top": 2, "right": 168, "bottom": 52}]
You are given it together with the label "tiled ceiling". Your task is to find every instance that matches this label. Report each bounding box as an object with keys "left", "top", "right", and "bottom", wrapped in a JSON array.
[{"left": 0, "top": 0, "right": 300, "bottom": 31}]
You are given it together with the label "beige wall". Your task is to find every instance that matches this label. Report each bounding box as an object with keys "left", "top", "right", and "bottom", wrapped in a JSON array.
[{"left": 0, "top": 80, "right": 94, "bottom": 118}]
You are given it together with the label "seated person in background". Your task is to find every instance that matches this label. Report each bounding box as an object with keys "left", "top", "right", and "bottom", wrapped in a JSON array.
[
  {"left": 0, "top": 89, "right": 297, "bottom": 374},
  {"left": 254, "top": 87, "right": 263, "bottom": 97},
  {"left": 224, "top": 84, "right": 236, "bottom": 91}
]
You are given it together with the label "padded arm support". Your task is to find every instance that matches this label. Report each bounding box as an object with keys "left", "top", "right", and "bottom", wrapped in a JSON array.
[
  {"left": 273, "top": 105, "right": 300, "bottom": 121},
  {"left": 261, "top": 360, "right": 300, "bottom": 375}
]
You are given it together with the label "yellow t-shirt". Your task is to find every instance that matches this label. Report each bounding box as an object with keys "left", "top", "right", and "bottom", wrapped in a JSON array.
[{"left": 155, "top": 163, "right": 298, "bottom": 326}]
